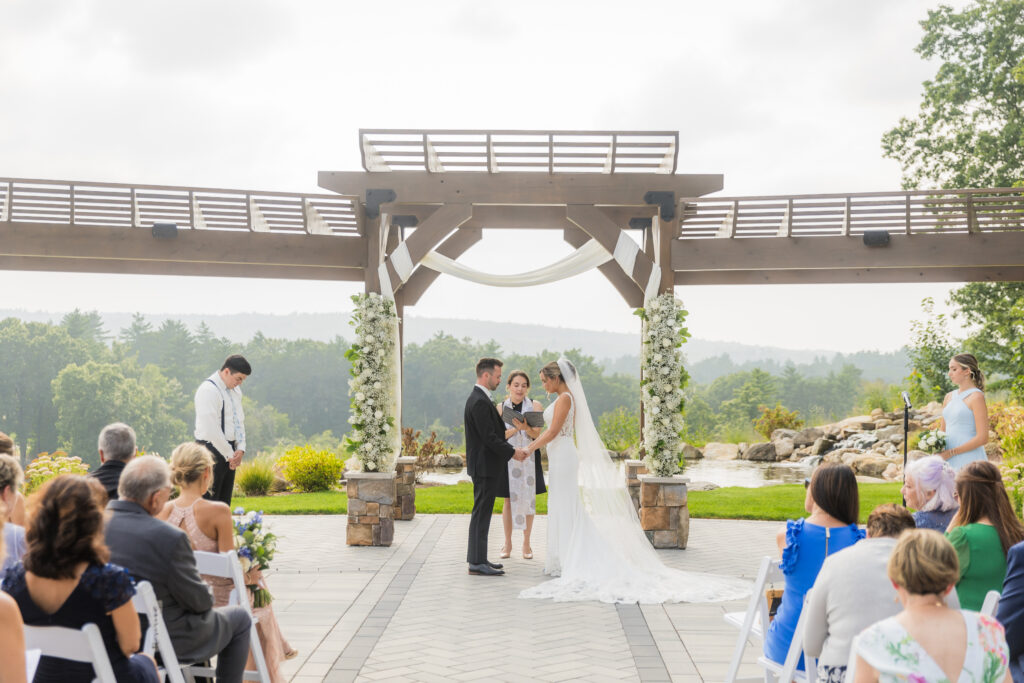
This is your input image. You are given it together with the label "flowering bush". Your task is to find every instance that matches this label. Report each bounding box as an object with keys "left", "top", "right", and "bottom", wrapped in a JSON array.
[
  {"left": 344, "top": 292, "right": 400, "bottom": 472},
  {"left": 991, "top": 402, "right": 1024, "bottom": 463},
  {"left": 917, "top": 429, "right": 947, "bottom": 454},
  {"left": 754, "top": 403, "right": 805, "bottom": 440},
  {"left": 278, "top": 445, "right": 345, "bottom": 492},
  {"left": 1001, "top": 463, "right": 1024, "bottom": 520},
  {"left": 635, "top": 293, "right": 690, "bottom": 477},
  {"left": 233, "top": 508, "right": 277, "bottom": 607},
  {"left": 24, "top": 451, "right": 90, "bottom": 493}
]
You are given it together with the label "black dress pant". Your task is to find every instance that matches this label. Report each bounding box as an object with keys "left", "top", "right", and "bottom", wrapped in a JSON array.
[
  {"left": 467, "top": 475, "right": 496, "bottom": 565},
  {"left": 201, "top": 440, "right": 236, "bottom": 505}
]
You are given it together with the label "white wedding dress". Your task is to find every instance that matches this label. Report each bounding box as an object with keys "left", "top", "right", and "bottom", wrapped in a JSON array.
[{"left": 518, "top": 359, "right": 751, "bottom": 604}]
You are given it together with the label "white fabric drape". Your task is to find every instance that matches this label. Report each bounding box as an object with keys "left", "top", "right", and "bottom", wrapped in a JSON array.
[{"left": 418, "top": 239, "right": 612, "bottom": 287}]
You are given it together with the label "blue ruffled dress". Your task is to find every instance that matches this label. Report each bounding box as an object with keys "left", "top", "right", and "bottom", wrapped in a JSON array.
[{"left": 763, "top": 518, "right": 865, "bottom": 669}]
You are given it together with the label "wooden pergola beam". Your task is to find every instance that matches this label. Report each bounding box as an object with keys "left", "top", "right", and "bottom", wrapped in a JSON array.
[
  {"left": 566, "top": 204, "right": 656, "bottom": 293},
  {"left": 0, "top": 221, "right": 365, "bottom": 279},
  {"left": 397, "top": 228, "right": 483, "bottom": 307},
  {"left": 563, "top": 227, "right": 643, "bottom": 308},
  {"left": 675, "top": 266, "right": 1024, "bottom": 286},
  {"left": 382, "top": 204, "right": 658, "bottom": 231}
]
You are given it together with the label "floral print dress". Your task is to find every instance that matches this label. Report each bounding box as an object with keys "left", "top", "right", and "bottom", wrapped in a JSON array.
[{"left": 855, "top": 611, "right": 1008, "bottom": 682}]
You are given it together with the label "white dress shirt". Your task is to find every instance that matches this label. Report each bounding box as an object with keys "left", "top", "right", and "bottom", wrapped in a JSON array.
[{"left": 194, "top": 372, "right": 246, "bottom": 460}]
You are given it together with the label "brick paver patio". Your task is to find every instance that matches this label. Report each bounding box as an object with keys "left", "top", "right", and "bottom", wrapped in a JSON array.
[{"left": 261, "top": 514, "right": 780, "bottom": 682}]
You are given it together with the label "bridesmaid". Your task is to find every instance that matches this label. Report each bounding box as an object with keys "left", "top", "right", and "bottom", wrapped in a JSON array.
[
  {"left": 496, "top": 370, "right": 546, "bottom": 560},
  {"left": 938, "top": 353, "right": 989, "bottom": 470}
]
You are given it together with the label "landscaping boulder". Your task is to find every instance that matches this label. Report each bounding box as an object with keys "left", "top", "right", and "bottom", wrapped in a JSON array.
[
  {"left": 883, "top": 463, "right": 903, "bottom": 481},
  {"left": 771, "top": 428, "right": 799, "bottom": 442},
  {"left": 702, "top": 443, "right": 740, "bottom": 460},
  {"left": 876, "top": 425, "right": 903, "bottom": 442},
  {"left": 906, "top": 449, "right": 930, "bottom": 462},
  {"left": 870, "top": 408, "right": 884, "bottom": 418},
  {"left": 774, "top": 438, "right": 795, "bottom": 459},
  {"left": 681, "top": 443, "right": 703, "bottom": 460},
  {"left": 793, "top": 427, "right": 824, "bottom": 447},
  {"left": 744, "top": 442, "right": 778, "bottom": 462},
  {"left": 811, "top": 437, "right": 834, "bottom": 456},
  {"left": 853, "top": 454, "right": 897, "bottom": 478},
  {"left": 432, "top": 453, "right": 465, "bottom": 468}
]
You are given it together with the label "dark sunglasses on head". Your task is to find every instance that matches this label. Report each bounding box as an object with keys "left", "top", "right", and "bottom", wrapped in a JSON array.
[{"left": 804, "top": 478, "right": 811, "bottom": 489}]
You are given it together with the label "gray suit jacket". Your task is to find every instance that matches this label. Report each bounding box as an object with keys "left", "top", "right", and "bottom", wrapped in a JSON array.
[{"left": 104, "top": 499, "right": 236, "bottom": 662}]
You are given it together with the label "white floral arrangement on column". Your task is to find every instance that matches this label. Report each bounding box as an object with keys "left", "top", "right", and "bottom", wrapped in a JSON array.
[
  {"left": 636, "top": 293, "right": 691, "bottom": 477},
  {"left": 344, "top": 292, "right": 400, "bottom": 472}
]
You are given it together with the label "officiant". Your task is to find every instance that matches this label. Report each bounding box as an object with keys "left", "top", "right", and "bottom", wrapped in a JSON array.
[{"left": 496, "top": 370, "right": 547, "bottom": 560}]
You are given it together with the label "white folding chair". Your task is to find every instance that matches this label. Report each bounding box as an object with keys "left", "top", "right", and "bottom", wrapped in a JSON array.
[
  {"left": 725, "top": 556, "right": 784, "bottom": 683},
  {"left": 132, "top": 580, "right": 187, "bottom": 683},
  {"left": 844, "top": 633, "right": 862, "bottom": 682},
  {"left": 981, "top": 589, "right": 1001, "bottom": 617},
  {"left": 756, "top": 593, "right": 817, "bottom": 683},
  {"left": 22, "top": 623, "right": 117, "bottom": 683},
  {"left": 190, "top": 549, "right": 271, "bottom": 683}
]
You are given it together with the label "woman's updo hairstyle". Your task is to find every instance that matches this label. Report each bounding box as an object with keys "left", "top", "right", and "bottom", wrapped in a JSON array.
[
  {"left": 0, "top": 454, "right": 24, "bottom": 494},
  {"left": 953, "top": 353, "right": 985, "bottom": 391},
  {"left": 888, "top": 528, "right": 959, "bottom": 596},
  {"left": 540, "top": 361, "right": 563, "bottom": 383},
  {"left": 170, "top": 442, "right": 215, "bottom": 488},
  {"left": 0, "top": 432, "right": 13, "bottom": 455},
  {"left": 24, "top": 475, "right": 109, "bottom": 579}
]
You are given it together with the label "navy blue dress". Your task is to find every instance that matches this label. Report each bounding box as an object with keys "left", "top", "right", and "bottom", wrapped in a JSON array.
[{"left": 3, "top": 562, "right": 159, "bottom": 683}]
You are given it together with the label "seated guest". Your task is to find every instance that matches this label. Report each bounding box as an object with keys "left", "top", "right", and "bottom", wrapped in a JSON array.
[
  {"left": 804, "top": 504, "right": 926, "bottom": 682},
  {"left": 0, "top": 517, "right": 26, "bottom": 683},
  {"left": 0, "top": 432, "right": 25, "bottom": 525},
  {"left": 997, "top": 539, "right": 1024, "bottom": 682},
  {"left": 903, "top": 454, "right": 959, "bottom": 532},
  {"left": 89, "top": 421, "right": 137, "bottom": 501},
  {"left": 158, "top": 442, "right": 295, "bottom": 682},
  {"left": 2, "top": 475, "right": 158, "bottom": 683},
  {"left": 764, "top": 463, "right": 865, "bottom": 671},
  {"left": 105, "top": 456, "right": 251, "bottom": 683},
  {"left": 0, "top": 455, "right": 27, "bottom": 571},
  {"left": 853, "top": 528, "right": 1010, "bottom": 682},
  {"left": 946, "top": 460, "right": 1024, "bottom": 610}
]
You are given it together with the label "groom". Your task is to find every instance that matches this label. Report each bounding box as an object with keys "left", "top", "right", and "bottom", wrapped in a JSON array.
[{"left": 465, "top": 357, "right": 527, "bottom": 576}]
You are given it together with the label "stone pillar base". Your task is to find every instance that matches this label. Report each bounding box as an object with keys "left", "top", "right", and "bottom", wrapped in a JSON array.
[
  {"left": 639, "top": 474, "right": 690, "bottom": 549},
  {"left": 394, "top": 456, "right": 417, "bottom": 521},
  {"left": 346, "top": 471, "right": 395, "bottom": 546},
  {"left": 624, "top": 459, "right": 648, "bottom": 513}
]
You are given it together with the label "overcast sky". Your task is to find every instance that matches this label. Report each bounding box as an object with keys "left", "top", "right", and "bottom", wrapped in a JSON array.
[{"left": 0, "top": 0, "right": 974, "bottom": 352}]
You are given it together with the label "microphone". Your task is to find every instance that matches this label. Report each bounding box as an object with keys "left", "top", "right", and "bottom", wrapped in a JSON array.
[{"left": 901, "top": 391, "right": 912, "bottom": 409}]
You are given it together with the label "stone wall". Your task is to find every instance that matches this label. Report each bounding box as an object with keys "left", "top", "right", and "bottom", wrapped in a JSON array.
[
  {"left": 394, "top": 456, "right": 416, "bottom": 521},
  {"left": 639, "top": 475, "right": 690, "bottom": 549},
  {"left": 624, "top": 459, "right": 647, "bottom": 513}
]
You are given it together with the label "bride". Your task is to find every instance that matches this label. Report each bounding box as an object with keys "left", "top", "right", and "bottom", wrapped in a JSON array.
[{"left": 518, "top": 358, "right": 751, "bottom": 604}]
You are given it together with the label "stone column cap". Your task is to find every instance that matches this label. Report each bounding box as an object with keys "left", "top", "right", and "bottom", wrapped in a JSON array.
[
  {"left": 346, "top": 471, "right": 397, "bottom": 480},
  {"left": 395, "top": 456, "right": 417, "bottom": 464},
  {"left": 624, "top": 459, "right": 645, "bottom": 466},
  {"left": 638, "top": 474, "right": 690, "bottom": 484}
]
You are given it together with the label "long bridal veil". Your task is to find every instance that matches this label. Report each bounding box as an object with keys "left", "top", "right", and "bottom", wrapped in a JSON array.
[{"left": 519, "top": 358, "right": 750, "bottom": 604}]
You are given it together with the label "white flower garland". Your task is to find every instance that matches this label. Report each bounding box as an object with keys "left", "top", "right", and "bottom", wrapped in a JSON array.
[
  {"left": 345, "top": 293, "right": 400, "bottom": 472},
  {"left": 638, "top": 293, "right": 690, "bottom": 477}
]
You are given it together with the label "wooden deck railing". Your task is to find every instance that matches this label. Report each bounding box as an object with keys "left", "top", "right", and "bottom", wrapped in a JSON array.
[
  {"left": 0, "top": 178, "right": 361, "bottom": 235},
  {"left": 678, "top": 188, "right": 1024, "bottom": 239}
]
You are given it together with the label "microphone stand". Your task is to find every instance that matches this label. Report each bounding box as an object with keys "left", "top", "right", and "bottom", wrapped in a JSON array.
[{"left": 901, "top": 391, "right": 911, "bottom": 507}]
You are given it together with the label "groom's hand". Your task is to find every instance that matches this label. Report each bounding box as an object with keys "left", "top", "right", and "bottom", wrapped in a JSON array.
[{"left": 513, "top": 448, "right": 528, "bottom": 461}]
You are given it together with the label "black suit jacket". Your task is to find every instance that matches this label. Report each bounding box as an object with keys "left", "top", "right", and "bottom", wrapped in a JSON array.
[
  {"left": 104, "top": 500, "right": 234, "bottom": 662},
  {"left": 89, "top": 459, "right": 126, "bottom": 501},
  {"left": 999, "top": 541, "right": 1024, "bottom": 681},
  {"left": 464, "top": 386, "right": 515, "bottom": 479}
]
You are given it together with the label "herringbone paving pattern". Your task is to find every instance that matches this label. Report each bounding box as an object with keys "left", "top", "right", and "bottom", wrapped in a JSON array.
[{"left": 260, "top": 514, "right": 779, "bottom": 682}]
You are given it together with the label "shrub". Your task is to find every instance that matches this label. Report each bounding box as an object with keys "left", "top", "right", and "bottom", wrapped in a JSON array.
[
  {"left": 236, "top": 458, "right": 276, "bottom": 497},
  {"left": 991, "top": 403, "right": 1024, "bottom": 463},
  {"left": 278, "top": 445, "right": 345, "bottom": 493},
  {"left": 402, "top": 428, "right": 453, "bottom": 474},
  {"left": 753, "top": 403, "right": 805, "bottom": 440},
  {"left": 1001, "top": 462, "right": 1024, "bottom": 520},
  {"left": 598, "top": 407, "right": 641, "bottom": 452},
  {"left": 24, "top": 451, "right": 90, "bottom": 493}
]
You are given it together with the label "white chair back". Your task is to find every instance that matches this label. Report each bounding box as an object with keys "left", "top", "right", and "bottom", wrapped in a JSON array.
[
  {"left": 191, "top": 549, "right": 271, "bottom": 682},
  {"left": 131, "top": 580, "right": 187, "bottom": 683},
  {"left": 981, "top": 589, "right": 1000, "bottom": 617},
  {"left": 844, "top": 633, "right": 862, "bottom": 682},
  {"left": 22, "top": 623, "right": 117, "bottom": 683},
  {"left": 25, "top": 649, "right": 41, "bottom": 682},
  {"left": 724, "top": 555, "right": 785, "bottom": 683},
  {"left": 756, "top": 592, "right": 816, "bottom": 682}
]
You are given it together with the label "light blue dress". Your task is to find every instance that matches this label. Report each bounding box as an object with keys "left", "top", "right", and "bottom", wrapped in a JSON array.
[{"left": 944, "top": 387, "right": 987, "bottom": 470}]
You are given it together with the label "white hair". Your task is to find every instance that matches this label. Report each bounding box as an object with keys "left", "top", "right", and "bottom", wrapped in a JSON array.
[
  {"left": 118, "top": 455, "right": 170, "bottom": 504},
  {"left": 905, "top": 455, "right": 958, "bottom": 512}
]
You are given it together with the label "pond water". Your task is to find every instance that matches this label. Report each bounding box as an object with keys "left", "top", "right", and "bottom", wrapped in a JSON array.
[{"left": 420, "top": 457, "right": 815, "bottom": 489}]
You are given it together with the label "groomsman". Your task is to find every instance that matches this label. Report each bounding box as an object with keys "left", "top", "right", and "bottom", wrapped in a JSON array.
[
  {"left": 195, "top": 354, "right": 250, "bottom": 504},
  {"left": 464, "top": 357, "right": 527, "bottom": 576}
]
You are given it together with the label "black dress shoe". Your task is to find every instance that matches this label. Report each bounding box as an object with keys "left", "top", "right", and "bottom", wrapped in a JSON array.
[
  {"left": 468, "top": 563, "right": 505, "bottom": 576},
  {"left": 486, "top": 561, "right": 503, "bottom": 570}
]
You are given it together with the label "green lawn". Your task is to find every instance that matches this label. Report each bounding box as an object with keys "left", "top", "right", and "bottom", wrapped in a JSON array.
[{"left": 234, "top": 482, "right": 904, "bottom": 523}]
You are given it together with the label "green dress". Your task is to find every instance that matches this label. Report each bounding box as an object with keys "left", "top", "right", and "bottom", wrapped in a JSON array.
[{"left": 946, "top": 524, "right": 1007, "bottom": 611}]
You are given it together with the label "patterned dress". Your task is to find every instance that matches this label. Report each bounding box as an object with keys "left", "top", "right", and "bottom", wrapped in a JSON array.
[{"left": 854, "top": 611, "right": 1009, "bottom": 682}]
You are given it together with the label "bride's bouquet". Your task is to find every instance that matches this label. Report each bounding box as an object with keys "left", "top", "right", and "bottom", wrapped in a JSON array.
[
  {"left": 233, "top": 508, "right": 278, "bottom": 607},
  {"left": 917, "top": 429, "right": 947, "bottom": 454}
]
